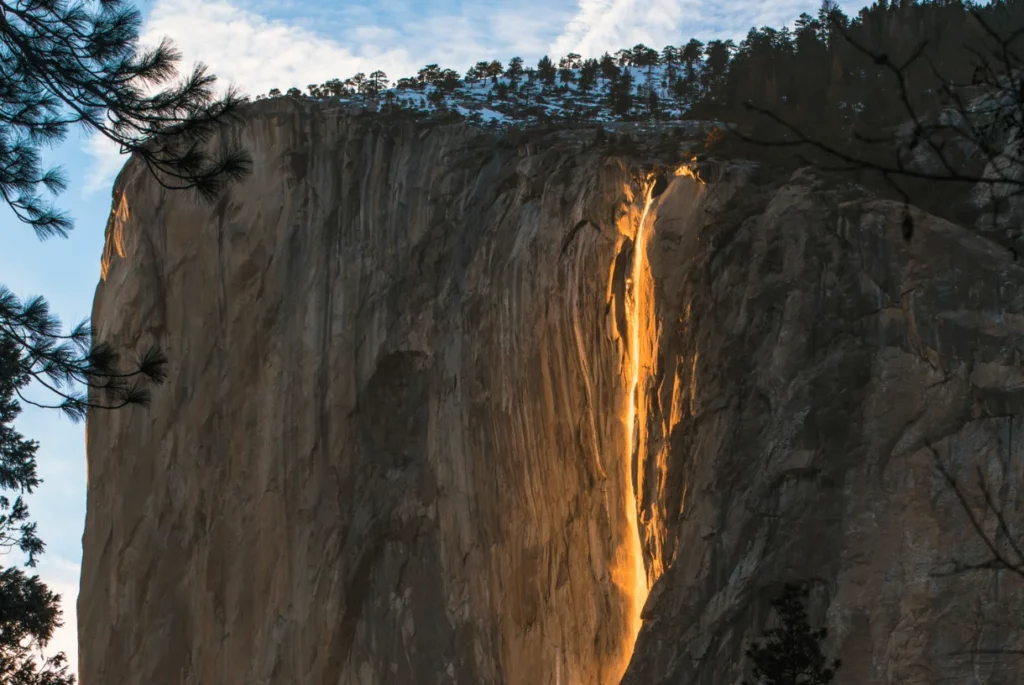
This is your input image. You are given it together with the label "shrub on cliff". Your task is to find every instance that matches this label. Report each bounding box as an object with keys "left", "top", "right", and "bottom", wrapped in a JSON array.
[{"left": 743, "top": 584, "right": 841, "bottom": 685}]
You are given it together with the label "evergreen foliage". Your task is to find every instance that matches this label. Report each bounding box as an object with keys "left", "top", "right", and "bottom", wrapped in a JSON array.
[
  {"left": 261, "top": 0, "right": 1024, "bottom": 160},
  {"left": 0, "top": 333, "right": 74, "bottom": 685},
  {"left": 537, "top": 55, "right": 557, "bottom": 86},
  {"left": 0, "top": 0, "right": 251, "bottom": 239},
  {"left": 0, "top": 287, "right": 167, "bottom": 685},
  {"left": 743, "top": 584, "right": 841, "bottom": 685},
  {"left": 0, "top": 288, "right": 166, "bottom": 421}
]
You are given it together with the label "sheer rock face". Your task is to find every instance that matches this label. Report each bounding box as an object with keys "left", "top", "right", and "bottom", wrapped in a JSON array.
[
  {"left": 82, "top": 99, "right": 1024, "bottom": 685},
  {"left": 83, "top": 99, "right": 649, "bottom": 685}
]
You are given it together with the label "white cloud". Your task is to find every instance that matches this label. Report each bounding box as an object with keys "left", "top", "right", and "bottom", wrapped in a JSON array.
[
  {"left": 550, "top": 0, "right": 686, "bottom": 58},
  {"left": 140, "top": 0, "right": 420, "bottom": 97},
  {"left": 549, "top": 0, "right": 864, "bottom": 58},
  {"left": 82, "top": 135, "right": 126, "bottom": 198}
]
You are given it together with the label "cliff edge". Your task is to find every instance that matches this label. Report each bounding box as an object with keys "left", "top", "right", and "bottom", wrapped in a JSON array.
[{"left": 82, "top": 98, "right": 1024, "bottom": 684}]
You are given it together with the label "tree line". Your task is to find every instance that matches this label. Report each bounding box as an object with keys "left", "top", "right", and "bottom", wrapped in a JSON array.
[
  {"left": 258, "top": 0, "right": 1024, "bottom": 144},
  {"left": 257, "top": 38, "right": 740, "bottom": 123}
]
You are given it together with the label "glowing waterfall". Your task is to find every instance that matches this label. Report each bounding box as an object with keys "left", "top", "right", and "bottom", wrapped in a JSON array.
[
  {"left": 610, "top": 177, "right": 657, "bottom": 682},
  {"left": 613, "top": 163, "right": 702, "bottom": 682}
]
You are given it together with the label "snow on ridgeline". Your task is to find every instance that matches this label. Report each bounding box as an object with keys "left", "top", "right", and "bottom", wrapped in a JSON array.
[{"left": 255, "top": 57, "right": 712, "bottom": 131}]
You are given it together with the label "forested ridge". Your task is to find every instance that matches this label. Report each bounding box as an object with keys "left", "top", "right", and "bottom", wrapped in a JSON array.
[
  {"left": 261, "top": 0, "right": 1024, "bottom": 141},
  {"left": 257, "top": 0, "right": 1024, "bottom": 233}
]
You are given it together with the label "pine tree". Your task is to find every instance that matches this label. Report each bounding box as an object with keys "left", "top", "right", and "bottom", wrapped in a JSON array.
[
  {"left": 0, "top": 286, "right": 165, "bottom": 434},
  {"left": 680, "top": 39, "right": 705, "bottom": 98},
  {"left": 416, "top": 64, "right": 441, "bottom": 87},
  {"left": 345, "top": 72, "right": 367, "bottom": 93},
  {"left": 608, "top": 70, "right": 634, "bottom": 117},
  {"left": 0, "top": 325, "right": 82, "bottom": 685},
  {"left": 701, "top": 39, "right": 735, "bottom": 104},
  {"left": 487, "top": 61, "right": 503, "bottom": 78},
  {"left": 465, "top": 61, "right": 487, "bottom": 83},
  {"left": 436, "top": 69, "right": 462, "bottom": 92},
  {"left": 323, "top": 78, "right": 348, "bottom": 97},
  {"left": 743, "top": 584, "right": 841, "bottom": 685},
  {"left": 646, "top": 88, "right": 660, "bottom": 119},
  {"left": 1, "top": 0, "right": 251, "bottom": 238},
  {"left": 578, "top": 58, "right": 600, "bottom": 94},
  {"left": 537, "top": 56, "right": 557, "bottom": 86},
  {"left": 505, "top": 57, "right": 524, "bottom": 79},
  {"left": 631, "top": 43, "right": 660, "bottom": 67},
  {"left": 368, "top": 70, "right": 389, "bottom": 96},
  {"left": 599, "top": 52, "right": 621, "bottom": 81}
]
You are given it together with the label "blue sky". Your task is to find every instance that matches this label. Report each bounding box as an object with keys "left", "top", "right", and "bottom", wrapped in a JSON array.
[{"left": 0, "top": 0, "right": 865, "bottom": 673}]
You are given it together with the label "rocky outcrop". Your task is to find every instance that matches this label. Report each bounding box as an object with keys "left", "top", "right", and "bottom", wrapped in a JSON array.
[
  {"left": 81, "top": 98, "right": 1024, "bottom": 685},
  {"left": 625, "top": 165, "right": 1024, "bottom": 684}
]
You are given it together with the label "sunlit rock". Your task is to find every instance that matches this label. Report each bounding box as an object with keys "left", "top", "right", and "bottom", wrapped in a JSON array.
[{"left": 81, "top": 99, "right": 1024, "bottom": 685}]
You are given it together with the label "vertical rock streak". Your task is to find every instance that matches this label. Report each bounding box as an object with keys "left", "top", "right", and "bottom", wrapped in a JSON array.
[{"left": 100, "top": 191, "right": 130, "bottom": 281}]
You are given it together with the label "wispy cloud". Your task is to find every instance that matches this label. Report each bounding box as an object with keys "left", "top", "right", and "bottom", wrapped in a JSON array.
[
  {"left": 550, "top": 0, "right": 685, "bottom": 58},
  {"left": 137, "top": 0, "right": 571, "bottom": 97},
  {"left": 550, "top": 0, "right": 863, "bottom": 57},
  {"left": 81, "top": 135, "right": 125, "bottom": 198},
  {"left": 140, "top": 0, "right": 414, "bottom": 98}
]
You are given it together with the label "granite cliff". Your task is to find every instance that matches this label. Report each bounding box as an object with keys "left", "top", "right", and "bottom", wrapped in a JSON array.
[{"left": 81, "top": 98, "right": 1024, "bottom": 684}]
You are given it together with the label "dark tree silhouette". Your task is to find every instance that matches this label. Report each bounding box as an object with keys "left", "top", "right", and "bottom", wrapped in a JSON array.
[
  {"left": 600, "top": 52, "right": 621, "bottom": 81},
  {"left": 661, "top": 44, "right": 679, "bottom": 66},
  {"left": 537, "top": 55, "right": 557, "bottom": 86},
  {"left": 416, "top": 64, "right": 441, "bottom": 87},
  {"left": 368, "top": 70, "right": 389, "bottom": 96},
  {"left": 744, "top": 584, "right": 841, "bottom": 685},
  {"left": 608, "top": 69, "right": 634, "bottom": 116},
  {"left": 505, "top": 56, "right": 524, "bottom": 79},
  {"left": 725, "top": 1, "right": 1024, "bottom": 245},
  {"left": 0, "top": 287, "right": 165, "bottom": 421},
  {"left": 578, "top": 58, "right": 599, "bottom": 94},
  {"left": 1, "top": 0, "right": 251, "bottom": 239},
  {"left": 465, "top": 61, "right": 488, "bottom": 83},
  {"left": 0, "top": 334, "right": 75, "bottom": 685}
]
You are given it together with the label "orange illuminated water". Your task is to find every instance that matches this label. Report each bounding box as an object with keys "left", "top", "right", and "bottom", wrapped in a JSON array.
[
  {"left": 609, "top": 178, "right": 657, "bottom": 682},
  {"left": 611, "top": 164, "right": 702, "bottom": 682}
]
